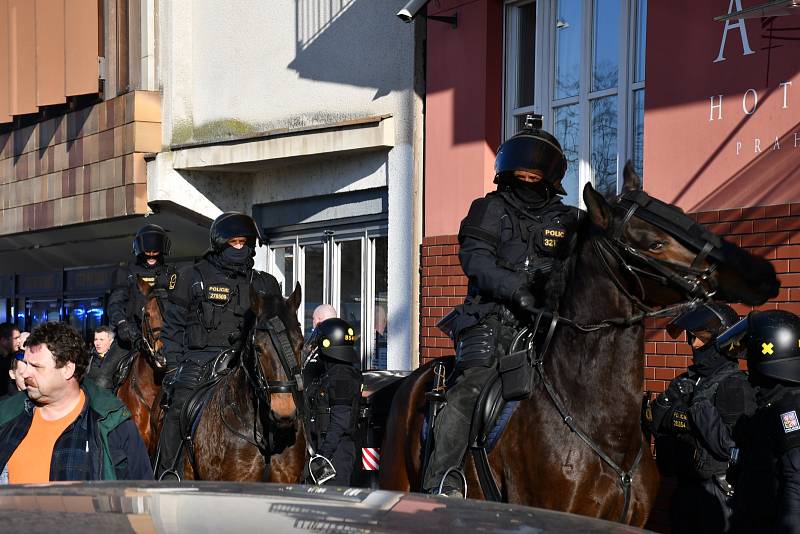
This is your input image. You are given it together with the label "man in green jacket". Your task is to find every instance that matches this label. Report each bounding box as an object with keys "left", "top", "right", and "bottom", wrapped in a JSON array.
[{"left": 0, "top": 322, "right": 152, "bottom": 482}]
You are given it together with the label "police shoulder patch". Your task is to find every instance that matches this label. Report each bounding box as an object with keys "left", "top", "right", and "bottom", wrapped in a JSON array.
[{"left": 780, "top": 410, "right": 800, "bottom": 433}]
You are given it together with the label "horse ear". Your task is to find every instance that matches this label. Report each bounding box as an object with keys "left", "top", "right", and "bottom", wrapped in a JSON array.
[
  {"left": 249, "top": 285, "right": 264, "bottom": 315},
  {"left": 286, "top": 282, "right": 302, "bottom": 314},
  {"left": 583, "top": 182, "right": 612, "bottom": 230},
  {"left": 622, "top": 160, "right": 642, "bottom": 192},
  {"left": 137, "top": 277, "right": 152, "bottom": 296}
]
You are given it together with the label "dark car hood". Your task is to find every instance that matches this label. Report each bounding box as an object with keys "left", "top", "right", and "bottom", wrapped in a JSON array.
[{"left": 0, "top": 482, "right": 651, "bottom": 533}]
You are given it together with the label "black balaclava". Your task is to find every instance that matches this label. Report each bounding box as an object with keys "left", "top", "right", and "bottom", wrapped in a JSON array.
[
  {"left": 222, "top": 245, "right": 252, "bottom": 264},
  {"left": 690, "top": 343, "right": 730, "bottom": 376},
  {"left": 509, "top": 180, "right": 552, "bottom": 208}
]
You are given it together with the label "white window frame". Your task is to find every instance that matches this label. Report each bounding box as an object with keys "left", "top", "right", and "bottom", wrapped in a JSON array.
[
  {"left": 266, "top": 223, "right": 387, "bottom": 370},
  {"left": 503, "top": 0, "right": 646, "bottom": 207}
]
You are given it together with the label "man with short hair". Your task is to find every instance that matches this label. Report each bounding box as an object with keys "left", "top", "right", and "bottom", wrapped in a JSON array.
[
  {"left": 0, "top": 322, "right": 152, "bottom": 482},
  {"left": 0, "top": 323, "right": 21, "bottom": 396},
  {"left": 312, "top": 304, "right": 338, "bottom": 329},
  {"left": 86, "top": 326, "right": 130, "bottom": 391}
]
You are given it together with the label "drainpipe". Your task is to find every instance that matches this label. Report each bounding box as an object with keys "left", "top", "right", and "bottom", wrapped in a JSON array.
[{"left": 410, "top": 16, "right": 426, "bottom": 369}]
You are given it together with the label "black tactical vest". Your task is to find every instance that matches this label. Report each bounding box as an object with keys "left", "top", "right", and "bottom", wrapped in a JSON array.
[
  {"left": 185, "top": 260, "right": 262, "bottom": 350},
  {"left": 305, "top": 361, "right": 362, "bottom": 448}
]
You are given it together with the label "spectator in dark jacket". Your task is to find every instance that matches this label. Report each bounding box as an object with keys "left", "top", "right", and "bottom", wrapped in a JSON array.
[
  {"left": 0, "top": 322, "right": 151, "bottom": 482},
  {"left": 0, "top": 323, "right": 21, "bottom": 397},
  {"left": 86, "top": 326, "right": 130, "bottom": 391}
]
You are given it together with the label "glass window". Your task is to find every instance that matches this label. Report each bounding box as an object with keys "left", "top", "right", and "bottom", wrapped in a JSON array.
[
  {"left": 0, "top": 299, "right": 7, "bottom": 323},
  {"left": 338, "top": 240, "right": 362, "bottom": 356},
  {"left": 553, "top": 104, "right": 580, "bottom": 205},
  {"left": 554, "top": 0, "right": 582, "bottom": 100},
  {"left": 303, "top": 244, "right": 325, "bottom": 337},
  {"left": 590, "top": 95, "right": 619, "bottom": 198},
  {"left": 271, "top": 246, "right": 295, "bottom": 297},
  {"left": 372, "top": 236, "right": 388, "bottom": 370},
  {"left": 505, "top": 0, "right": 647, "bottom": 200},
  {"left": 515, "top": 2, "right": 536, "bottom": 108},
  {"left": 592, "top": 0, "right": 620, "bottom": 92}
]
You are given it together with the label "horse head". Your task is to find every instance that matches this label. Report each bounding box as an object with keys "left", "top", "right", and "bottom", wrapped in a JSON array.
[
  {"left": 247, "top": 282, "right": 303, "bottom": 429},
  {"left": 136, "top": 277, "right": 167, "bottom": 369},
  {"left": 583, "top": 162, "right": 779, "bottom": 309}
]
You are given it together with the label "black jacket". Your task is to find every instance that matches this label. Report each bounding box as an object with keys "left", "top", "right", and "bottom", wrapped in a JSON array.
[
  {"left": 161, "top": 252, "right": 281, "bottom": 367},
  {"left": 86, "top": 342, "right": 130, "bottom": 391},
  {"left": 108, "top": 260, "right": 176, "bottom": 328},
  {"left": 730, "top": 385, "right": 800, "bottom": 533}
]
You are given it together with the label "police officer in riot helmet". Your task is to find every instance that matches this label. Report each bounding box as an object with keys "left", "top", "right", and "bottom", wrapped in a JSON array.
[
  {"left": 155, "top": 212, "right": 281, "bottom": 479},
  {"left": 718, "top": 310, "right": 800, "bottom": 533},
  {"left": 303, "top": 318, "right": 363, "bottom": 486},
  {"left": 422, "top": 115, "right": 581, "bottom": 496},
  {"left": 108, "top": 224, "right": 175, "bottom": 355},
  {"left": 647, "top": 302, "right": 755, "bottom": 534}
]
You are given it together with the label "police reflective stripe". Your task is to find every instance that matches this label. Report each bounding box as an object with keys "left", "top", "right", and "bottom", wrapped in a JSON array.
[{"left": 361, "top": 448, "right": 380, "bottom": 470}]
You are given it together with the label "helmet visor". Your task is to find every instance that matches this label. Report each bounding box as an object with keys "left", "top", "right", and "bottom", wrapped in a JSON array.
[
  {"left": 495, "top": 135, "right": 567, "bottom": 194},
  {"left": 666, "top": 304, "right": 723, "bottom": 339},
  {"left": 214, "top": 214, "right": 262, "bottom": 246},
  {"left": 135, "top": 232, "right": 169, "bottom": 256},
  {"left": 715, "top": 316, "right": 749, "bottom": 357}
]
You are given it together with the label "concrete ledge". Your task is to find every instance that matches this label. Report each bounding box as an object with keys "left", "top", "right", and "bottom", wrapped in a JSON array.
[{"left": 170, "top": 115, "right": 395, "bottom": 172}]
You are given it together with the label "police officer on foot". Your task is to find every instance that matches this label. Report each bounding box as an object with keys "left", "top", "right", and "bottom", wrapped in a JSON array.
[
  {"left": 422, "top": 115, "right": 581, "bottom": 497},
  {"left": 304, "top": 318, "right": 363, "bottom": 486},
  {"left": 718, "top": 310, "right": 800, "bottom": 533},
  {"left": 155, "top": 212, "right": 281, "bottom": 479},
  {"left": 648, "top": 302, "right": 756, "bottom": 534},
  {"left": 109, "top": 224, "right": 175, "bottom": 352}
]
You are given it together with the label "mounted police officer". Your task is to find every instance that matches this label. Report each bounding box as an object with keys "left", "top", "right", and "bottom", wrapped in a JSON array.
[
  {"left": 155, "top": 212, "right": 281, "bottom": 480},
  {"left": 717, "top": 310, "right": 800, "bottom": 533},
  {"left": 109, "top": 224, "right": 175, "bottom": 352},
  {"left": 647, "top": 302, "right": 756, "bottom": 533},
  {"left": 422, "top": 115, "right": 581, "bottom": 497},
  {"left": 303, "top": 318, "right": 363, "bottom": 486}
]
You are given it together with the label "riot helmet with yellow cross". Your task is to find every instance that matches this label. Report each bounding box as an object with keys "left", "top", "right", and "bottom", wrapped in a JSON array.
[
  {"left": 717, "top": 309, "right": 800, "bottom": 385},
  {"left": 313, "top": 318, "right": 359, "bottom": 364}
]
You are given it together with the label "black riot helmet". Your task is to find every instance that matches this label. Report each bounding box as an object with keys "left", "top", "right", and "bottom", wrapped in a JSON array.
[
  {"left": 133, "top": 224, "right": 170, "bottom": 260},
  {"left": 494, "top": 114, "right": 568, "bottom": 195},
  {"left": 209, "top": 212, "right": 264, "bottom": 253},
  {"left": 717, "top": 310, "right": 800, "bottom": 385},
  {"left": 666, "top": 302, "right": 739, "bottom": 340},
  {"left": 313, "top": 318, "right": 359, "bottom": 364}
]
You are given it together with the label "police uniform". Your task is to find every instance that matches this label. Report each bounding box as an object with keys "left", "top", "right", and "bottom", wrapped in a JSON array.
[
  {"left": 718, "top": 310, "right": 800, "bottom": 533},
  {"left": 304, "top": 318, "right": 363, "bottom": 486},
  {"left": 108, "top": 224, "right": 176, "bottom": 351},
  {"left": 423, "top": 116, "right": 581, "bottom": 496},
  {"left": 649, "top": 303, "right": 756, "bottom": 534},
  {"left": 155, "top": 212, "right": 281, "bottom": 479}
]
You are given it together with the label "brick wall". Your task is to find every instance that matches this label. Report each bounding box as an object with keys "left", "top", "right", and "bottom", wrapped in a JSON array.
[{"left": 420, "top": 203, "right": 800, "bottom": 385}]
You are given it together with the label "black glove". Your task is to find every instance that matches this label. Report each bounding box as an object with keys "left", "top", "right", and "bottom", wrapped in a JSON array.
[
  {"left": 117, "top": 320, "right": 142, "bottom": 346},
  {"left": 308, "top": 454, "right": 336, "bottom": 485},
  {"left": 512, "top": 287, "right": 538, "bottom": 316}
]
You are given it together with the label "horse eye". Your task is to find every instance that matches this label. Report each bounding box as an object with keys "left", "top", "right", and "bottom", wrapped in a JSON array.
[{"left": 648, "top": 241, "right": 665, "bottom": 252}]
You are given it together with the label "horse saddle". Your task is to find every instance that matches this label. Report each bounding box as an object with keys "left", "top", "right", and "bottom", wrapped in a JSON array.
[
  {"left": 469, "top": 371, "right": 520, "bottom": 452},
  {"left": 179, "top": 349, "right": 238, "bottom": 438}
]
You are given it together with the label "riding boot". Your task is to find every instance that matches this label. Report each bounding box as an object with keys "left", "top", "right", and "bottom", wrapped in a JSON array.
[
  {"left": 422, "top": 365, "right": 496, "bottom": 494},
  {"left": 155, "top": 362, "right": 203, "bottom": 479}
]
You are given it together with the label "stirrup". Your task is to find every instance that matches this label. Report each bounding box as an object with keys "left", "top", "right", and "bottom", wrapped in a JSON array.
[
  {"left": 158, "top": 469, "right": 182, "bottom": 482},
  {"left": 436, "top": 467, "right": 468, "bottom": 499}
]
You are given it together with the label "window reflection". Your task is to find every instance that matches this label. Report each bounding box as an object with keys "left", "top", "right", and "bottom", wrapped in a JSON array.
[
  {"left": 373, "top": 236, "right": 388, "bottom": 370},
  {"left": 553, "top": 104, "right": 580, "bottom": 205},
  {"left": 516, "top": 2, "right": 536, "bottom": 108},
  {"left": 554, "top": 0, "right": 581, "bottom": 100},
  {"left": 303, "top": 244, "right": 324, "bottom": 337},
  {"left": 591, "top": 95, "right": 619, "bottom": 198},
  {"left": 271, "top": 246, "right": 294, "bottom": 297},
  {"left": 592, "top": 0, "right": 620, "bottom": 92},
  {"left": 632, "top": 89, "right": 645, "bottom": 178},
  {"left": 635, "top": 0, "right": 647, "bottom": 83},
  {"left": 339, "top": 240, "right": 362, "bottom": 356}
]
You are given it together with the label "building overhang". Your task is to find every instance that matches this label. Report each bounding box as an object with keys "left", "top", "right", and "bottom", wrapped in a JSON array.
[
  {"left": 0, "top": 206, "right": 211, "bottom": 276},
  {"left": 169, "top": 115, "right": 394, "bottom": 173},
  {"left": 714, "top": 0, "right": 800, "bottom": 21}
]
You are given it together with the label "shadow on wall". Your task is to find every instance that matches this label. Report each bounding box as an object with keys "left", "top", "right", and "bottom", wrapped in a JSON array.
[
  {"left": 289, "top": 0, "right": 410, "bottom": 100},
  {"left": 693, "top": 119, "right": 800, "bottom": 212}
]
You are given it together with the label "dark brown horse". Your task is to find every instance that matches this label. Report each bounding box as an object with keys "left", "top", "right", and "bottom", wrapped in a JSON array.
[
  {"left": 117, "top": 277, "right": 167, "bottom": 456},
  {"left": 179, "top": 284, "right": 306, "bottom": 481},
  {"left": 380, "top": 164, "right": 779, "bottom": 525}
]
